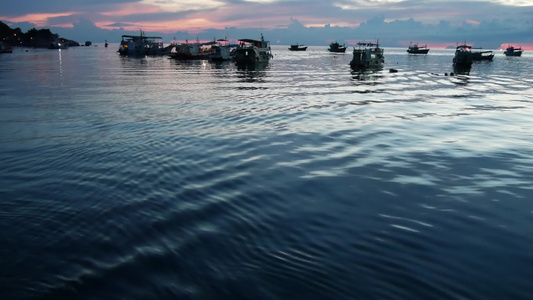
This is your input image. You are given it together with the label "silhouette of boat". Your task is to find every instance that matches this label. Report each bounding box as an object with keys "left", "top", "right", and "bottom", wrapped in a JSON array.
[
  {"left": 407, "top": 42, "right": 429, "bottom": 54},
  {"left": 471, "top": 47, "right": 494, "bottom": 61},
  {"left": 289, "top": 44, "right": 307, "bottom": 51},
  {"left": 504, "top": 45, "right": 523, "bottom": 57},
  {"left": 350, "top": 41, "right": 384, "bottom": 69},
  {"left": 453, "top": 43, "right": 473, "bottom": 66},
  {"left": 233, "top": 34, "right": 273, "bottom": 63},
  {"left": 117, "top": 31, "right": 171, "bottom": 56},
  {"left": 328, "top": 41, "right": 347, "bottom": 53}
]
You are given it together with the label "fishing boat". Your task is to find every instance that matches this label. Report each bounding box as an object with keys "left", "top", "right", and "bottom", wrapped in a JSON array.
[
  {"left": 209, "top": 39, "right": 233, "bottom": 61},
  {"left": 504, "top": 45, "right": 523, "bottom": 57},
  {"left": 407, "top": 42, "right": 429, "bottom": 54},
  {"left": 328, "top": 41, "right": 347, "bottom": 53},
  {"left": 117, "top": 31, "right": 171, "bottom": 56},
  {"left": 350, "top": 41, "right": 385, "bottom": 69},
  {"left": 453, "top": 44, "right": 473, "bottom": 66},
  {"left": 471, "top": 48, "right": 494, "bottom": 61},
  {"left": 233, "top": 34, "right": 273, "bottom": 63},
  {"left": 169, "top": 39, "right": 216, "bottom": 60},
  {"left": 288, "top": 44, "right": 308, "bottom": 51}
]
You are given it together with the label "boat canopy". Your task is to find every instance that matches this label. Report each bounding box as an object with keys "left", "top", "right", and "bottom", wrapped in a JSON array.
[
  {"left": 238, "top": 39, "right": 262, "bottom": 44},
  {"left": 357, "top": 42, "right": 379, "bottom": 47},
  {"left": 456, "top": 44, "right": 472, "bottom": 50}
]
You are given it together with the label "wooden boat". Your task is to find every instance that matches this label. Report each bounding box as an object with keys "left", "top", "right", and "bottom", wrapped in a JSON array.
[
  {"left": 233, "top": 34, "right": 273, "bottom": 63},
  {"left": 453, "top": 44, "right": 473, "bottom": 66},
  {"left": 350, "top": 41, "right": 385, "bottom": 69},
  {"left": 328, "top": 42, "right": 347, "bottom": 53},
  {"left": 118, "top": 31, "right": 171, "bottom": 56},
  {"left": 289, "top": 44, "right": 308, "bottom": 51},
  {"left": 407, "top": 42, "right": 429, "bottom": 54},
  {"left": 504, "top": 45, "right": 523, "bottom": 57},
  {"left": 471, "top": 48, "right": 494, "bottom": 61}
]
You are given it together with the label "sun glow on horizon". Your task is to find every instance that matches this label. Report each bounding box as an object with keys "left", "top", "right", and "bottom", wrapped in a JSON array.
[{"left": 1, "top": 12, "right": 77, "bottom": 27}]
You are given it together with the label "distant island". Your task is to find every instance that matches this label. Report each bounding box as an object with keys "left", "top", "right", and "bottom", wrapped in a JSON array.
[{"left": 0, "top": 21, "right": 79, "bottom": 48}]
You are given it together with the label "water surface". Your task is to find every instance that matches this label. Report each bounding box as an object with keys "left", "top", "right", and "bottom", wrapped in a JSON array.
[{"left": 1, "top": 45, "right": 533, "bottom": 299}]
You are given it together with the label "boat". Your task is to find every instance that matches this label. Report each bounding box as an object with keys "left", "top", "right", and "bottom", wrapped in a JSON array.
[
  {"left": 117, "top": 31, "right": 171, "bottom": 56},
  {"left": 504, "top": 45, "right": 523, "bottom": 57},
  {"left": 471, "top": 48, "right": 494, "bottom": 61},
  {"left": 169, "top": 39, "right": 216, "bottom": 60},
  {"left": 233, "top": 34, "right": 273, "bottom": 63},
  {"left": 328, "top": 41, "right": 347, "bottom": 53},
  {"left": 350, "top": 41, "right": 385, "bottom": 69},
  {"left": 289, "top": 44, "right": 308, "bottom": 51},
  {"left": 407, "top": 42, "right": 429, "bottom": 54},
  {"left": 209, "top": 39, "right": 233, "bottom": 61},
  {"left": 0, "top": 41, "right": 13, "bottom": 53},
  {"left": 48, "top": 39, "right": 69, "bottom": 49},
  {"left": 453, "top": 44, "right": 473, "bottom": 66}
]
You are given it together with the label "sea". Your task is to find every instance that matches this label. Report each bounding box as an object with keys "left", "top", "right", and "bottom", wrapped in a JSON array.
[{"left": 1, "top": 44, "right": 533, "bottom": 300}]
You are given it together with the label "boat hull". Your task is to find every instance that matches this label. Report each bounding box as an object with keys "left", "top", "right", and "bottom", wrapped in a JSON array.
[
  {"left": 289, "top": 45, "right": 308, "bottom": 51},
  {"left": 407, "top": 49, "right": 429, "bottom": 54}
]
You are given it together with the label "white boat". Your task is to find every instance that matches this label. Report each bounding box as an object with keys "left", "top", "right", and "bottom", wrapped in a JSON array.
[
  {"left": 117, "top": 31, "right": 171, "bottom": 56},
  {"left": 233, "top": 34, "right": 273, "bottom": 63},
  {"left": 350, "top": 41, "right": 385, "bottom": 68},
  {"left": 209, "top": 39, "right": 233, "bottom": 61},
  {"left": 169, "top": 39, "right": 215, "bottom": 60}
]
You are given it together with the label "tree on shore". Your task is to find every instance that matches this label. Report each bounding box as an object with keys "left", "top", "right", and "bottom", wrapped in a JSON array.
[{"left": 1, "top": 21, "right": 79, "bottom": 47}]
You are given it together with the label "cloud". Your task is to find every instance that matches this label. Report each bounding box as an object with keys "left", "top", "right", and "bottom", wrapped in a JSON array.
[{"left": 1, "top": 0, "right": 532, "bottom": 48}]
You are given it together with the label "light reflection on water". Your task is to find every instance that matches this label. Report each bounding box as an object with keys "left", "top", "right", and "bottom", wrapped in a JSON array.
[{"left": 1, "top": 45, "right": 533, "bottom": 299}]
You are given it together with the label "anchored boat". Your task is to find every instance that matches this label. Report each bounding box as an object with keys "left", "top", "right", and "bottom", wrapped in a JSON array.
[
  {"left": 233, "top": 34, "right": 273, "bottom": 63},
  {"left": 504, "top": 45, "right": 523, "bottom": 57},
  {"left": 407, "top": 42, "right": 429, "bottom": 54},
  {"left": 118, "top": 31, "right": 171, "bottom": 56},
  {"left": 328, "top": 41, "right": 347, "bottom": 53},
  {"left": 453, "top": 44, "right": 473, "bottom": 67},
  {"left": 289, "top": 44, "right": 308, "bottom": 51},
  {"left": 350, "top": 41, "right": 385, "bottom": 69}
]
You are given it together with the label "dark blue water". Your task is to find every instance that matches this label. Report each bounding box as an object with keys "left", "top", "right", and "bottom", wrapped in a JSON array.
[{"left": 1, "top": 45, "right": 533, "bottom": 299}]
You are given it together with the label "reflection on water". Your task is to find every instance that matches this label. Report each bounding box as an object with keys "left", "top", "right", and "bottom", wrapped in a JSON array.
[
  {"left": 350, "top": 68, "right": 383, "bottom": 82},
  {"left": 236, "top": 61, "right": 269, "bottom": 82},
  {"left": 453, "top": 64, "right": 471, "bottom": 75}
]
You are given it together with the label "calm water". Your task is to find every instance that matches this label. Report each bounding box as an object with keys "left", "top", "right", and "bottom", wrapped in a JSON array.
[{"left": 1, "top": 44, "right": 533, "bottom": 299}]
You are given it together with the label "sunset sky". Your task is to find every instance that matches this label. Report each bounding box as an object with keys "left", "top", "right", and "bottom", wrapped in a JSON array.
[{"left": 2, "top": 0, "right": 532, "bottom": 48}]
